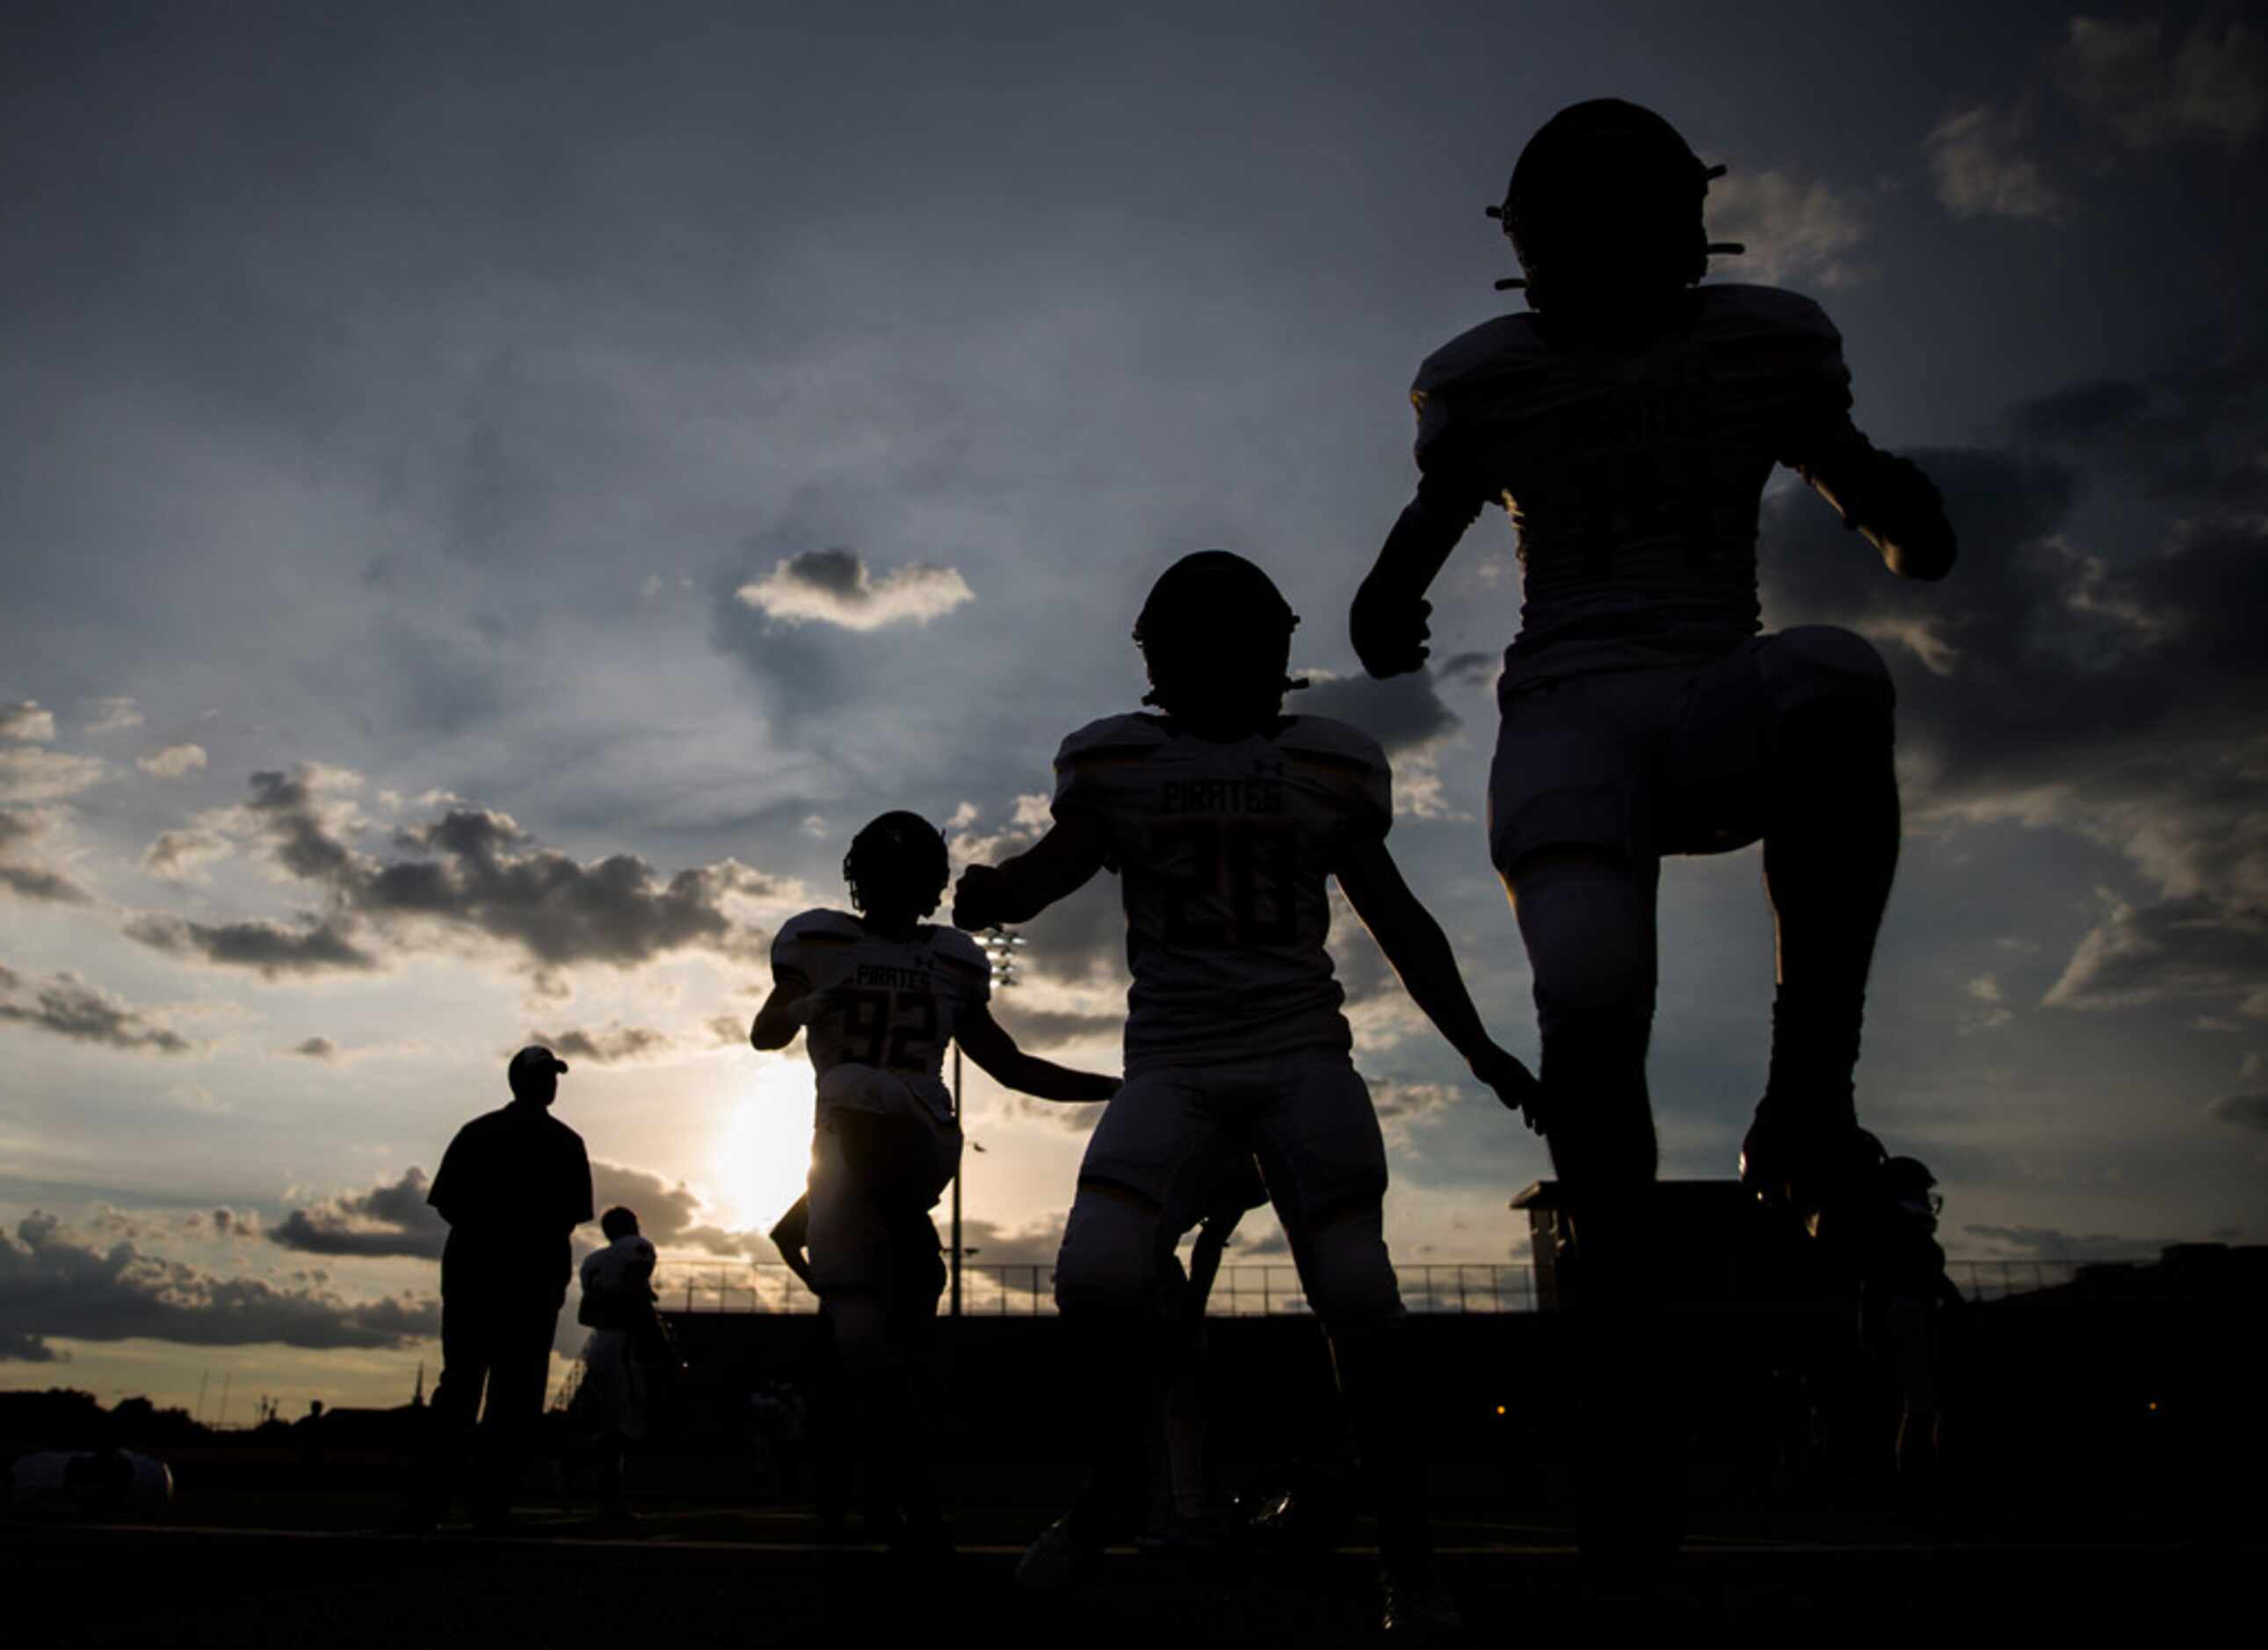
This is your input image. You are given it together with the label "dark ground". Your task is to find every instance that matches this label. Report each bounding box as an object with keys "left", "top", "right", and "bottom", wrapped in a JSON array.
[{"left": 6, "top": 1491, "right": 2252, "bottom": 1646}]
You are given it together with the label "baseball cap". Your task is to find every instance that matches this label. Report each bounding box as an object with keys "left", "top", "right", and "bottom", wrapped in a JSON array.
[{"left": 509, "top": 1045, "right": 570, "bottom": 1080}]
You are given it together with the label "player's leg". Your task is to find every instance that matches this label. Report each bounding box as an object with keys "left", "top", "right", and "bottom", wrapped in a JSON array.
[
  {"left": 475, "top": 1298, "right": 559, "bottom": 1527},
  {"left": 402, "top": 1280, "right": 491, "bottom": 1525},
  {"left": 1673, "top": 626, "right": 1900, "bottom": 1223},
  {"left": 1493, "top": 679, "right": 1677, "bottom": 1572},
  {"left": 1251, "top": 1053, "right": 1460, "bottom": 1631},
  {"left": 1490, "top": 678, "right": 1663, "bottom": 1282},
  {"left": 1042, "top": 1068, "right": 1227, "bottom": 1555}
]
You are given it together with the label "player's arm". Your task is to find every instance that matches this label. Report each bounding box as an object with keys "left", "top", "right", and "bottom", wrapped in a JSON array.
[
  {"left": 1334, "top": 835, "right": 1545, "bottom": 1129},
  {"left": 749, "top": 968, "right": 814, "bottom": 1051},
  {"left": 768, "top": 1192, "right": 815, "bottom": 1292},
  {"left": 1351, "top": 471, "right": 1489, "bottom": 678},
  {"left": 1786, "top": 419, "right": 1957, "bottom": 583},
  {"left": 953, "top": 1002, "right": 1120, "bottom": 1104},
  {"left": 951, "top": 811, "right": 1109, "bottom": 930}
]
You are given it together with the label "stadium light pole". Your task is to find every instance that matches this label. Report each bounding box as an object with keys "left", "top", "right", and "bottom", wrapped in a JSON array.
[{"left": 952, "top": 928, "right": 1026, "bottom": 1316}]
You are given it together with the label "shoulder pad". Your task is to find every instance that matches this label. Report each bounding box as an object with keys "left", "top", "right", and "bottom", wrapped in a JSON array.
[
  {"left": 1694, "top": 283, "right": 1841, "bottom": 344},
  {"left": 1277, "top": 715, "right": 1390, "bottom": 777},
  {"left": 926, "top": 926, "right": 993, "bottom": 978},
  {"left": 1055, "top": 713, "right": 1168, "bottom": 768},
  {"left": 776, "top": 908, "right": 864, "bottom": 947},
  {"left": 1412, "top": 314, "right": 1549, "bottom": 398}
]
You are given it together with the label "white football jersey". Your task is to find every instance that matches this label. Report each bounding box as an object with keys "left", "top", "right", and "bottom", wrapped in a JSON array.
[
  {"left": 771, "top": 910, "right": 992, "bottom": 1123},
  {"left": 1410, "top": 284, "right": 1854, "bottom": 686},
  {"left": 1053, "top": 713, "right": 1391, "bottom": 1070}
]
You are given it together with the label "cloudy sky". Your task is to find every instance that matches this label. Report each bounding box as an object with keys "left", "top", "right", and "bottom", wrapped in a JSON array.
[{"left": 4, "top": 2, "right": 2264, "bottom": 1411}]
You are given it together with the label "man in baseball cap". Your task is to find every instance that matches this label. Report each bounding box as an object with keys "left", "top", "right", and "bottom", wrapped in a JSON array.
[{"left": 401, "top": 1044, "right": 594, "bottom": 1531}]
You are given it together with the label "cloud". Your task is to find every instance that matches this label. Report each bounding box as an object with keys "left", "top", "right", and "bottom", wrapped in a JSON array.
[
  {"left": 1296, "top": 669, "right": 1460, "bottom": 757},
  {"left": 126, "top": 911, "right": 379, "bottom": 977},
  {"left": 1924, "top": 106, "right": 2067, "bottom": 222},
  {"left": 83, "top": 697, "right": 144, "bottom": 734},
  {"left": 141, "top": 825, "right": 233, "bottom": 881},
  {"left": 1760, "top": 351, "right": 2268, "bottom": 1023},
  {"left": 269, "top": 1168, "right": 446, "bottom": 1259},
  {"left": 0, "top": 746, "right": 105, "bottom": 804},
  {"left": 0, "top": 865, "right": 95, "bottom": 904},
  {"left": 125, "top": 766, "right": 783, "bottom": 977},
  {"left": 527, "top": 1024, "right": 673, "bottom": 1065},
  {"left": 268, "top": 1160, "right": 769, "bottom": 1262},
  {"left": 2058, "top": 16, "right": 2266, "bottom": 152},
  {"left": 1, "top": 701, "right": 58, "bottom": 742},
  {"left": 0, "top": 809, "right": 94, "bottom": 906},
  {"left": 1958, "top": 1223, "right": 2163, "bottom": 1262},
  {"left": 954, "top": 1211, "right": 1069, "bottom": 1267},
  {"left": 2206, "top": 1092, "right": 2268, "bottom": 1133},
  {"left": 0, "top": 1211, "right": 437, "bottom": 1361},
  {"left": 734, "top": 547, "right": 975, "bottom": 632},
  {"left": 2041, "top": 894, "right": 2268, "bottom": 1014},
  {"left": 1368, "top": 1077, "right": 1464, "bottom": 1142},
  {"left": 1705, "top": 167, "right": 1870, "bottom": 288},
  {"left": 135, "top": 742, "right": 209, "bottom": 778},
  {"left": 0, "top": 963, "right": 194, "bottom": 1054},
  {"left": 1297, "top": 668, "right": 1467, "bottom": 821}
]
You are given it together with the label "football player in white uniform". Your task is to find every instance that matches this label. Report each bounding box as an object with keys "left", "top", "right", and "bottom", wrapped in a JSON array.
[
  {"left": 750, "top": 810, "right": 1119, "bottom": 1554},
  {"left": 1347, "top": 98, "right": 1957, "bottom": 1570},
  {"left": 953, "top": 551, "right": 1539, "bottom": 1632}
]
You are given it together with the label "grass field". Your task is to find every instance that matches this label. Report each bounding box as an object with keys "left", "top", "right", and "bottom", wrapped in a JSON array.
[{"left": 7, "top": 1493, "right": 2252, "bottom": 1646}]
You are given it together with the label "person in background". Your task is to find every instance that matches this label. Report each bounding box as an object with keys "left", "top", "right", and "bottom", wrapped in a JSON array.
[
  {"left": 574, "top": 1205, "right": 665, "bottom": 1531},
  {"left": 402, "top": 1044, "right": 594, "bottom": 1532}
]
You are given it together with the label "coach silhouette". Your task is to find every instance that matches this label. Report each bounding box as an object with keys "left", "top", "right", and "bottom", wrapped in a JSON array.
[
  {"left": 953, "top": 550, "right": 1539, "bottom": 1634},
  {"left": 1350, "top": 98, "right": 1957, "bottom": 1580},
  {"left": 400, "top": 1044, "right": 594, "bottom": 1532}
]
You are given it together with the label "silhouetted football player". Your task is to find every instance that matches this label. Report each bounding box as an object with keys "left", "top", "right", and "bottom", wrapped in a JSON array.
[
  {"left": 955, "top": 551, "right": 1539, "bottom": 1633},
  {"left": 750, "top": 812, "right": 1119, "bottom": 1557},
  {"left": 1349, "top": 98, "right": 1956, "bottom": 1573}
]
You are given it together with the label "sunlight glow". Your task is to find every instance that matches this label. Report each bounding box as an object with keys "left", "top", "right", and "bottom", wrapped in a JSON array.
[{"left": 708, "top": 1056, "right": 819, "bottom": 1235}]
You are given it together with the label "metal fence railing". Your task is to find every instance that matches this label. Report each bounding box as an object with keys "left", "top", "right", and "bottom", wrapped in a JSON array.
[
  {"left": 650, "top": 1256, "right": 2123, "bottom": 1317},
  {"left": 650, "top": 1261, "right": 1537, "bottom": 1317}
]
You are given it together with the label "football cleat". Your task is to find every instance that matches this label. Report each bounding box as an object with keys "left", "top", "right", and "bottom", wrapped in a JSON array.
[
  {"left": 1014, "top": 1516, "right": 1105, "bottom": 1596},
  {"left": 1231, "top": 1469, "right": 1356, "bottom": 1556},
  {"left": 1380, "top": 1555, "right": 1465, "bottom": 1636}
]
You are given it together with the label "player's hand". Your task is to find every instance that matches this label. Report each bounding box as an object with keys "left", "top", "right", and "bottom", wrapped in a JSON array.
[
  {"left": 1351, "top": 580, "right": 1431, "bottom": 678},
  {"left": 952, "top": 864, "right": 1011, "bottom": 930},
  {"left": 1470, "top": 1043, "right": 1547, "bottom": 1135}
]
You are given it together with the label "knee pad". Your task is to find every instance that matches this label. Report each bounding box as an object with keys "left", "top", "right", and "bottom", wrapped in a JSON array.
[
  {"left": 1052, "top": 1182, "right": 1167, "bottom": 1320},
  {"left": 1299, "top": 1209, "right": 1404, "bottom": 1335}
]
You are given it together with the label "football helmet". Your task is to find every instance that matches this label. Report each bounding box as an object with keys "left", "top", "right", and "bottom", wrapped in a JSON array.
[
  {"left": 1486, "top": 98, "right": 1742, "bottom": 310},
  {"left": 844, "top": 811, "right": 950, "bottom": 921},
  {"left": 1133, "top": 550, "right": 1307, "bottom": 721}
]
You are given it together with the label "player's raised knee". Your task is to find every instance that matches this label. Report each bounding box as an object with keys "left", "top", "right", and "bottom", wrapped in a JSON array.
[
  {"left": 1771, "top": 626, "right": 1895, "bottom": 713},
  {"left": 1052, "top": 1181, "right": 1163, "bottom": 1316}
]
